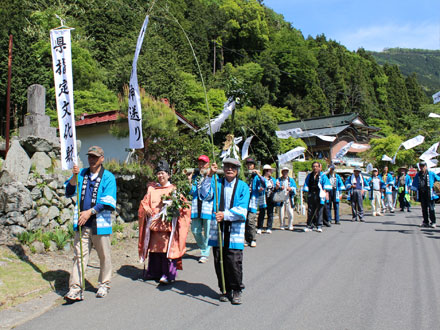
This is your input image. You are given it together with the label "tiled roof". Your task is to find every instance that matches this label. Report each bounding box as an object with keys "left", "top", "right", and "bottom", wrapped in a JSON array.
[{"left": 76, "top": 110, "right": 120, "bottom": 127}]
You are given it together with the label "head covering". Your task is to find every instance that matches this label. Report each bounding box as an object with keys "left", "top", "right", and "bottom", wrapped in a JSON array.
[
  {"left": 398, "top": 166, "right": 408, "bottom": 172},
  {"left": 263, "top": 164, "right": 273, "bottom": 171},
  {"left": 87, "top": 146, "right": 104, "bottom": 157},
  {"left": 198, "top": 155, "right": 209, "bottom": 163},
  {"left": 354, "top": 166, "right": 362, "bottom": 172},
  {"left": 155, "top": 159, "right": 170, "bottom": 174},
  {"left": 420, "top": 161, "right": 427, "bottom": 166},
  {"left": 245, "top": 157, "right": 256, "bottom": 164},
  {"left": 281, "top": 166, "right": 289, "bottom": 172},
  {"left": 329, "top": 165, "right": 335, "bottom": 170},
  {"left": 372, "top": 168, "right": 378, "bottom": 172},
  {"left": 223, "top": 158, "right": 241, "bottom": 168}
]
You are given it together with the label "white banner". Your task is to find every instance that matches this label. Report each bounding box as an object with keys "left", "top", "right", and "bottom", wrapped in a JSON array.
[
  {"left": 276, "top": 128, "right": 303, "bottom": 139},
  {"left": 334, "top": 142, "right": 353, "bottom": 160},
  {"left": 426, "top": 159, "right": 438, "bottom": 168},
  {"left": 234, "top": 136, "right": 243, "bottom": 145},
  {"left": 429, "top": 112, "right": 440, "bottom": 118},
  {"left": 315, "top": 135, "right": 336, "bottom": 142},
  {"left": 206, "top": 98, "right": 235, "bottom": 135},
  {"left": 382, "top": 155, "right": 393, "bottom": 162},
  {"left": 128, "top": 15, "right": 149, "bottom": 149},
  {"left": 241, "top": 135, "right": 254, "bottom": 160},
  {"left": 277, "top": 147, "right": 306, "bottom": 164},
  {"left": 351, "top": 143, "right": 369, "bottom": 150},
  {"left": 432, "top": 91, "right": 440, "bottom": 104},
  {"left": 50, "top": 28, "right": 77, "bottom": 170},
  {"left": 402, "top": 135, "right": 424, "bottom": 150},
  {"left": 420, "top": 142, "right": 439, "bottom": 161}
]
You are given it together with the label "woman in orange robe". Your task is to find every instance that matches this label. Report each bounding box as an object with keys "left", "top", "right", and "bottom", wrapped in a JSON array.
[{"left": 138, "top": 160, "right": 191, "bottom": 284}]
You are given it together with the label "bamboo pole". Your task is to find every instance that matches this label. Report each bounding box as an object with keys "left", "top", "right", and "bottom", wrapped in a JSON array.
[
  {"left": 76, "top": 175, "right": 85, "bottom": 292},
  {"left": 5, "top": 35, "right": 12, "bottom": 156}
]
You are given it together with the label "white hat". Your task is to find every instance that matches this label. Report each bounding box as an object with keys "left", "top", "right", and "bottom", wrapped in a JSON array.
[
  {"left": 263, "top": 164, "right": 273, "bottom": 170},
  {"left": 281, "top": 167, "right": 289, "bottom": 172}
]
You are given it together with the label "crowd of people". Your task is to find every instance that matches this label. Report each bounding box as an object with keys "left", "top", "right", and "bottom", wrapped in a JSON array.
[{"left": 62, "top": 146, "right": 440, "bottom": 306}]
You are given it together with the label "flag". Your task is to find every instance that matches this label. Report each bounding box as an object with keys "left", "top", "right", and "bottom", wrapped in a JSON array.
[
  {"left": 334, "top": 142, "right": 353, "bottom": 160},
  {"left": 429, "top": 113, "right": 440, "bottom": 118},
  {"left": 128, "top": 15, "right": 149, "bottom": 149},
  {"left": 275, "top": 128, "right": 303, "bottom": 139},
  {"left": 206, "top": 98, "right": 235, "bottom": 135},
  {"left": 234, "top": 136, "right": 243, "bottom": 145},
  {"left": 366, "top": 163, "right": 373, "bottom": 173},
  {"left": 401, "top": 135, "right": 424, "bottom": 150},
  {"left": 432, "top": 91, "right": 440, "bottom": 104},
  {"left": 50, "top": 28, "right": 77, "bottom": 170},
  {"left": 241, "top": 136, "right": 254, "bottom": 160},
  {"left": 420, "top": 142, "right": 439, "bottom": 161},
  {"left": 382, "top": 155, "right": 393, "bottom": 162},
  {"left": 351, "top": 143, "right": 369, "bottom": 150},
  {"left": 313, "top": 134, "right": 336, "bottom": 142},
  {"left": 426, "top": 159, "right": 438, "bottom": 168},
  {"left": 277, "top": 147, "right": 306, "bottom": 164}
]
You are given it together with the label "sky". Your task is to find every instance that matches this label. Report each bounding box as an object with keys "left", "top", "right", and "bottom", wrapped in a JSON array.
[{"left": 263, "top": 0, "right": 440, "bottom": 52}]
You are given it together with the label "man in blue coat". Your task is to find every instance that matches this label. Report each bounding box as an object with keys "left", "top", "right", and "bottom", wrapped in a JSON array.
[
  {"left": 411, "top": 161, "right": 440, "bottom": 228},
  {"left": 200, "top": 158, "right": 250, "bottom": 305},
  {"left": 324, "top": 165, "right": 345, "bottom": 225},
  {"left": 64, "top": 146, "right": 117, "bottom": 301},
  {"left": 345, "top": 167, "right": 369, "bottom": 222}
]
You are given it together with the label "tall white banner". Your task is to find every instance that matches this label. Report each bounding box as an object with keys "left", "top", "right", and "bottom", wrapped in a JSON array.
[
  {"left": 402, "top": 135, "right": 424, "bottom": 150},
  {"left": 432, "top": 91, "right": 440, "bottom": 104},
  {"left": 278, "top": 147, "right": 306, "bottom": 164},
  {"left": 429, "top": 112, "right": 440, "bottom": 118},
  {"left": 128, "top": 15, "right": 149, "bottom": 149},
  {"left": 206, "top": 98, "right": 235, "bottom": 135},
  {"left": 334, "top": 142, "right": 353, "bottom": 160},
  {"left": 420, "top": 142, "right": 439, "bottom": 161},
  {"left": 50, "top": 28, "right": 77, "bottom": 170},
  {"left": 241, "top": 135, "right": 254, "bottom": 160},
  {"left": 382, "top": 155, "right": 393, "bottom": 162},
  {"left": 276, "top": 128, "right": 303, "bottom": 139}
]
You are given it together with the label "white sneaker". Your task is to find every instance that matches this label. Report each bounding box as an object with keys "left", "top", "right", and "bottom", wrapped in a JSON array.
[
  {"left": 372, "top": 212, "right": 376, "bottom": 217},
  {"left": 430, "top": 223, "right": 436, "bottom": 228},
  {"left": 316, "top": 227, "right": 323, "bottom": 233},
  {"left": 266, "top": 229, "right": 272, "bottom": 234},
  {"left": 198, "top": 256, "right": 208, "bottom": 264},
  {"left": 159, "top": 275, "right": 169, "bottom": 284},
  {"left": 65, "top": 286, "right": 83, "bottom": 301},
  {"left": 288, "top": 226, "right": 294, "bottom": 231},
  {"left": 257, "top": 229, "right": 262, "bottom": 235},
  {"left": 96, "top": 284, "right": 110, "bottom": 298},
  {"left": 280, "top": 226, "right": 285, "bottom": 230},
  {"left": 250, "top": 241, "right": 257, "bottom": 247},
  {"left": 303, "top": 227, "right": 312, "bottom": 232}
]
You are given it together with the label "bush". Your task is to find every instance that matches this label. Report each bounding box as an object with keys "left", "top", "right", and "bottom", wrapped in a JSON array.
[
  {"left": 112, "top": 222, "right": 124, "bottom": 233},
  {"left": 49, "top": 228, "right": 70, "bottom": 250}
]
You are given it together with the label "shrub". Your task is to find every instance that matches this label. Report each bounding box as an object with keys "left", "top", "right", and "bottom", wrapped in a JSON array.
[{"left": 49, "top": 228, "right": 71, "bottom": 250}]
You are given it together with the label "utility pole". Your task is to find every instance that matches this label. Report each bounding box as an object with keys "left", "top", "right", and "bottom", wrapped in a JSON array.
[
  {"left": 5, "top": 35, "right": 13, "bottom": 156},
  {"left": 213, "top": 40, "right": 216, "bottom": 75}
]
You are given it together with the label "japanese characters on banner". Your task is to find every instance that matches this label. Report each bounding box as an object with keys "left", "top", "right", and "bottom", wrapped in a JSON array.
[
  {"left": 50, "top": 28, "right": 77, "bottom": 170},
  {"left": 278, "top": 147, "right": 306, "bottom": 165},
  {"left": 128, "top": 15, "right": 149, "bottom": 149},
  {"left": 432, "top": 91, "right": 440, "bottom": 104},
  {"left": 334, "top": 141, "right": 353, "bottom": 160}
]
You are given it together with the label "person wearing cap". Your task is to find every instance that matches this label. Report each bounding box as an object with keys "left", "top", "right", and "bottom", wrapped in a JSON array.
[
  {"left": 302, "top": 161, "right": 332, "bottom": 232},
  {"left": 138, "top": 160, "right": 191, "bottom": 284},
  {"left": 397, "top": 167, "right": 412, "bottom": 212},
  {"left": 369, "top": 168, "right": 385, "bottom": 216},
  {"left": 345, "top": 167, "right": 369, "bottom": 222},
  {"left": 379, "top": 166, "right": 395, "bottom": 213},
  {"left": 323, "top": 165, "right": 345, "bottom": 225},
  {"left": 245, "top": 158, "right": 261, "bottom": 247},
  {"left": 276, "top": 167, "right": 297, "bottom": 230},
  {"left": 411, "top": 161, "right": 440, "bottom": 228},
  {"left": 189, "top": 155, "right": 213, "bottom": 263},
  {"left": 257, "top": 164, "right": 278, "bottom": 234},
  {"left": 64, "top": 146, "right": 117, "bottom": 301},
  {"left": 199, "top": 158, "right": 250, "bottom": 304}
]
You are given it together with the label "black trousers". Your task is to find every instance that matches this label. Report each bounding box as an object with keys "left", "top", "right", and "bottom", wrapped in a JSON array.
[
  {"left": 213, "top": 247, "right": 244, "bottom": 292},
  {"left": 307, "top": 192, "right": 323, "bottom": 227},
  {"left": 420, "top": 192, "right": 436, "bottom": 224},
  {"left": 399, "top": 191, "right": 411, "bottom": 210}
]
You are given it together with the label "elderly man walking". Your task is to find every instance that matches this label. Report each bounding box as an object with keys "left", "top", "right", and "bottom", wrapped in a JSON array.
[
  {"left": 346, "top": 167, "right": 369, "bottom": 222},
  {"left": 64, "top": 146, "right": 117, "bottom": 301},
  {"left": 200, "top": 158, "right": 250, "bottom": 305},
  {"left": 380, "top": 166, "right": 395, "bottom": 213},
  {"left": 412, "top": 161, "right": 440, "bottom": 228},
  {"left": 369, "top": 168, "right": 385, "bottom": 216},
  {"left": 324, "top": 164, "right": 345, "bottom": 225}
]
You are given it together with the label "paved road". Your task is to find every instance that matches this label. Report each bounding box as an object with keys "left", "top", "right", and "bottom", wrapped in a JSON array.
[{"left": 18, "top": 207, "right": 440, "bottom": 330}]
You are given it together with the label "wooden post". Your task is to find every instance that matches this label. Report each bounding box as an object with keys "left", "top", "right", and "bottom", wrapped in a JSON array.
[{"left": 5, "top": 35, "right": 13, "bottom": 156}]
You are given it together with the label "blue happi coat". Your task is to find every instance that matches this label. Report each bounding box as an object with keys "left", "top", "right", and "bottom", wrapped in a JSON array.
[
  {"left": 302, "top": 172, "right": 332, "bottom": 205},
  {"left": 379, "top": 173, "right": 394, "bottom": 195},
  {"left": 247, "top": 173, "right": 260, "bottom": 213},
  {"left": 323, "top": 172, "right": 345, "bottom": 202},
  {"left": 276, "top": 176, "right": 297, "bottom": 207},
  {"left": 368, "top": 175, "right": 386, "bottom": 200},
  {"left": 411, "top": 171, "right": 440, "bottom": 201},
  {"left": 345, "top": 173, "right": 370, "bottom": 201},
  {"left": 190, "top": 170, "right": 214, "bottom": 220},
  {"left": 396, "top": 174, "right": 412, "bottom": 194},
  {"left": 65, "top": 168, "right": 117, "bottom": 235},
  {"left": 200, "top": 176, "right": 250, "bottom": 250},
  {"left": 256, "top": 176, "right": 278, "bottom": 209}
]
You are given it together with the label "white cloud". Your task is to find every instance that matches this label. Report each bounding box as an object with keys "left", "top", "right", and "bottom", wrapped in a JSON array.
[{"left": 336, "top": 22, "right": 440, "bottom": 51}]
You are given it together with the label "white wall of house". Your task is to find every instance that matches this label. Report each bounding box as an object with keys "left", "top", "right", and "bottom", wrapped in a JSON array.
[{"left": 76, "top": 123, "right": 130, "bottom": 164}]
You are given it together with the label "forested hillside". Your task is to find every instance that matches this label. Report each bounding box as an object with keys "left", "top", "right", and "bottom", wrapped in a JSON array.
[
  {"left": 1, "top": 0, "right": 439, "bottom": 165},
  {"left": 370, "top": 48, "right": 440, "bottom": 96}
]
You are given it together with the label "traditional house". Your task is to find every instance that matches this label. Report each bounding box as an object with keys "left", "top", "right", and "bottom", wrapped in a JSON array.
[
  {"left": 76, "top": 101, "right": 198, "bottom": 163},
  {"left": 278, "top": 113, "right": 380, "bottom": 166}
]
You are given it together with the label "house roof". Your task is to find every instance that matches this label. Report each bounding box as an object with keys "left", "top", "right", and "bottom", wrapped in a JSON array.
[{"left": 278, "top": 113, "right": 378, "bottom": 132}]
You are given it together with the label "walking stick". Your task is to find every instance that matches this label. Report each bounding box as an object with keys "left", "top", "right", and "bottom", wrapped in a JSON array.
[{"left": 76, "top": 175, "right": 85, "bottom": 291}]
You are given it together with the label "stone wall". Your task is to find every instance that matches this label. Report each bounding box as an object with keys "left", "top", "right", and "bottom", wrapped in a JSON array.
[{"left": 0, "top": 136, "right": 147, "bottom": 242}]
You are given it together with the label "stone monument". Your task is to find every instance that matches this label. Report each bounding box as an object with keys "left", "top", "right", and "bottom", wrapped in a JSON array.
[{"left": 19, "top": 84, "right": 57, "bottom": 142}]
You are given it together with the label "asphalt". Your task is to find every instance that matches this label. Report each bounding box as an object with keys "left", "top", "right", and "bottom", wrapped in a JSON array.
[{"left": 16, "top": 207, "right": 440, "bottom": 330}]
